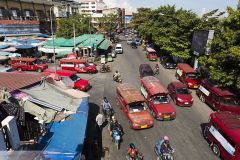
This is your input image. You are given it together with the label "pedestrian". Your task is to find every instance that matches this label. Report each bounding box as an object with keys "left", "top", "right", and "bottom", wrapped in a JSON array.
[{"left": 96, "top": 112, "right": 104, "bottom": 132}]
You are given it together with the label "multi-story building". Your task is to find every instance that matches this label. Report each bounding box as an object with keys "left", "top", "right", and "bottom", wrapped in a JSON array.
[
  {"left": 79, "top": 0, "right": 107, "bottom": 15},
  {"left": 0, "top": 0, "right": 57, "bottom": 36}
]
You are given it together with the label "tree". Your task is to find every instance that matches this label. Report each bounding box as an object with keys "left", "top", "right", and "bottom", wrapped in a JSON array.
[
  {"left": 56, "top": 14, "right": 93, "bottom": 38},
  {"left": 200, "top": 7, "right": 240, "bottom": 90},
  {"left": 98, "top": 13, "right": 119, "bottom": 33},
  {"left": 132, "top": 5, "right": 199, "bottom": 60}
]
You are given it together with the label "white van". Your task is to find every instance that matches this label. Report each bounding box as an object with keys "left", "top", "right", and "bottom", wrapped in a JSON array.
[{"left": 115, "top": 44, "right": 123, "bottom": 54}]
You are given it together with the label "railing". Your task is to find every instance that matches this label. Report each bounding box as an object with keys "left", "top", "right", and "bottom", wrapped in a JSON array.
[{"left": 0, "top": 16, "right": 52, "bottom": 21}]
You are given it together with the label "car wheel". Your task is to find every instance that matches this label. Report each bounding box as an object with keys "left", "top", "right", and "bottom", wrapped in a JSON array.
[
  {"left": 212, "top": 143, "right": 221, "bottom": 157},
  {"left": 88, "top": 70, "right": 91, "bottom": 74},
  {"left": 17, "top": 68, "right": 22, "bottom": 71},
  {"left": 200, "top": 94, "right": 206, "bottom": 103},
  {"left": 37, "top": 68, "right": 42, "bottom": 73}
]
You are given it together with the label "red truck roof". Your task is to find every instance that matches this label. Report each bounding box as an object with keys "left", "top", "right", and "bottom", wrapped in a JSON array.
[
  {"left": 177, "top": 63, "right": 195, "bottom": 73},
  {"left": 11, "top": 57, "right": 36, "bottom": 62},
  {"left": 117, "top": 83, "right": 145, "bottom": 104},
  {"left": 211, "top": 112, "right": 240, "bottom": 146},
  {"left": 43, "top": 69, "right": 77, "bottom": 77},
  {"left": 202, "top": 79, "right": 235, "bottom": 97},
  {"left": 141, "top": 76, "right": 168, "bottom": 96},
  {"left": 60, "top": 59, "right": 86, "bottom": 63}
]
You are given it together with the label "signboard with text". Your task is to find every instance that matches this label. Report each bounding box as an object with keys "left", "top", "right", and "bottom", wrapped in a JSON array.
[{"left": 0, "top": 20, "right": 40, "bottom": 35}]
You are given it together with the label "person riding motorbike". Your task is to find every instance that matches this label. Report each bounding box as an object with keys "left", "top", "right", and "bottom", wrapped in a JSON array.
[
  {"left": 101, "top": 63, "right": 110, "bottom": 72},
  {"left": 127, "top": 143, "right": 138, "bottom": 160},
  {"left": 113, "top": 70, "right": 121, "bottom": 81},
  {"left": 109, "top": 116, "right": 123, "bottom": 136},
  {"left": 160, "top": 136, "right": 173, "bottom": 155},
  {"left": 101, "top": 97, "right": 112, "bottom": 116},
  {"left": 154, "top": 64, "right": 159, "bottom": 75}
]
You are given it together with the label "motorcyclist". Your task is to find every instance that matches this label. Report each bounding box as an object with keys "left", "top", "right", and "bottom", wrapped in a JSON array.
[
  {"left": 154, "top": 64, "right": 159, "bottom": 75},
  {"left": 113, "top": 70, "right": 121, "bottom": 81},
  {"left": 109, "top": 116, "right": 123, "bottom": 136},
  {"left": 160, "top": 136, "right": 173, "bottom": 155},
  {"left": 101, "top": 97, "right": 112, "bottom": 116},
  {"left": 127, "top": 143, "right": 138, "bottom": 160}
]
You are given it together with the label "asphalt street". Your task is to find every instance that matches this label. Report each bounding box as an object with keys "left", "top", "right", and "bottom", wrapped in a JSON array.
[{"left": 81, "top": 36, "right": 219, "bottom": 160}]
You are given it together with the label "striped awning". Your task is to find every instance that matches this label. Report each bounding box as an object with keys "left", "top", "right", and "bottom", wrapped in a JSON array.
[{"left": 28, "top": 97, "right": 63, "bottom": 112}]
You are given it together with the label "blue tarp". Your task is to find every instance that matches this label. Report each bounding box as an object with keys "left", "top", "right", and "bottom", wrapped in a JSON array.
[
  {"left": 37, "top": 97, "right": 89, "bottom": 160},
  {"left": 16, "top": 44, "right": 35, "bottom": 49},
  {"left": 0, "top": 44, "right": 10, "bottom": 49},
  {"left": 37, "top": 33, "right": 50, "bottom": 38},
  {"left": 27, "top": 38, "right": 41, "bottom": 44}
]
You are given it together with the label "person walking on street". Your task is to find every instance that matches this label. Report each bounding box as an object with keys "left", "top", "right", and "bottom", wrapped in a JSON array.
[{"left": 96, "top": 112, "right": 104, "bottom": 132}]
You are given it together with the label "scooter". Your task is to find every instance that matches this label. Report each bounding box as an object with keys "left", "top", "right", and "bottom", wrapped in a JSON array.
[
  {"left": 154, "top": 68, "right": 159, "bottom": 75},
  {"left": 103, "top": 108, "right": 114, "bottom": 122},
  {"left": 100, "top": 65, "right": 111, "bottom": 73},
  {"left": 112, "top": 129, "right": 121, "bottom": 150},
  {"left": 154, "top": 141, "right": 174, "bottom": 160},
  {"left": 126, "top": 153, "right": 144, "bottom": 160},
  {"left": 113, "top": 76, "right": 122, "bottom": 83}
]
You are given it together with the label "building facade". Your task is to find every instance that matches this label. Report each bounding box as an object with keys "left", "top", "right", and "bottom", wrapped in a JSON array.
[
  {"left": 79, "top": 0, "right": 107, "bottom": 15},
  {"left": 0, "top": 0, "right": 56, "bottom": 35}
]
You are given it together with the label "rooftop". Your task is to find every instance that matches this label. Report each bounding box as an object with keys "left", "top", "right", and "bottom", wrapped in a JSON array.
[
  {"left": 117, "top": 83, "right": 145, "bottom": 104},
  {"left": 0, "top": 73, "right": 43, "bottom": 92}
]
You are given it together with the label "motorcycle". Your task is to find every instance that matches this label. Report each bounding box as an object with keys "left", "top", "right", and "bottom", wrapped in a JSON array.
[
  {"left": 111, "top": 129, "right": 121, "bottom": 150},
  {"left": 126, "top": 153, "right": 144, "bottom": 160},
  {"left": 154, "top": 68, "right": 159, "bottom": 75},
  {"left": 103, "top": 108, "right": 114, "bottom": 122},
  {"left": 100, "top": 64, "right": 111, "bottom": 73},
  {"left": 154, "top": 140, "right": 174, "bottom": 160},
  {"left": 113, "top": 75, "right": 122, "bottom": 83}
]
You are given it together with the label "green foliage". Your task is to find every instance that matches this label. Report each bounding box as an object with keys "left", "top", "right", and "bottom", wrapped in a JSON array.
[
  {"left": 132, "top": 5, "right": 199, "bottom": 59},
  {"left": 98, "top": 13, "right": 119, "bottom": 32},
  {"left": 203, "top": 7, "right": 240, "bottom": 90},
  {"left": 133, "top": 5, "right": 240, "bottom": 90},
  {"left": 56, "top": 14, "right": 93, "bottom": 38}
]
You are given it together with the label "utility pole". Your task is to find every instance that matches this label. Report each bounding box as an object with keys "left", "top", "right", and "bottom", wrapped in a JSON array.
[{"left": 73, "top": 23, "right": 76, "bottom": 48}]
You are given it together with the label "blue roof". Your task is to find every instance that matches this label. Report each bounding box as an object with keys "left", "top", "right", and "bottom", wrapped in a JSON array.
[
  {"left": 16, "top": 44, "right": 35, "bottom": 49},
  {"left": 0, "top": 44, "right": 10, "bottom": 49},
  {"left": 37, "top": 97, "right": 89, "bottom": 160}
]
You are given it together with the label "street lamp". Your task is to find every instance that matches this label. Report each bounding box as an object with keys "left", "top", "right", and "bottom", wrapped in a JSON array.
[
  {"left": 49, "top": 5, "right": 57, "bottom": 72},
  {"left": 50, "top": 4, "right": 69, "bottom": 72}
]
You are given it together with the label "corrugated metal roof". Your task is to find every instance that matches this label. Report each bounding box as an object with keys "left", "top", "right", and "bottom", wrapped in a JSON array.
[
  {"left": 117, "top": 83, "right": 145, "bottom": 104},
  {"left": 0, "top": 73, "right": 43, "bottom": 92}
]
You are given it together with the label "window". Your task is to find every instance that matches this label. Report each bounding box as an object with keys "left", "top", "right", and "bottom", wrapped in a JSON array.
[
  {"left": 0, "top": 8, "right": 3, "bottom": 17},
  {"left": 129, "top": 102, "right": 145, "bottom": 112},
  {"left": 92, "top": 6, "right": 95, "bottom": 8},
  {"left": 176, "top": 88, "right": 189, "bottom": 94},
  {"left": 25, "top": 10, "right": 30, "bottom": 17},
  {"left": 11, "top": 10, "right": 17, "bottom": 17},
  {"left": 153, "top": 95, "right": 169, "bottom": 104}
]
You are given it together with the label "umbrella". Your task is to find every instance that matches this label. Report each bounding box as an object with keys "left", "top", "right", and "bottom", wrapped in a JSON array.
[
  {"left": 0, "top": 44, "right": 10, "bottom": 49},
  {"left": 8, "top": 53, "right": 21, "bottom": 58},
  {"left": 16, "top": 44, "right": 35, "bottom": 49},
  {"left": 0, "top": 51, "right": 11, "bottom": 56},
  {"left": 37, "top": 33, "right": 50, "bottom": 38},
  {"left": 1, "top": 47, "right": 17, "bottom": 52},
  {"left": 27, "top": 38, "right": 41, "bottom": 44}
]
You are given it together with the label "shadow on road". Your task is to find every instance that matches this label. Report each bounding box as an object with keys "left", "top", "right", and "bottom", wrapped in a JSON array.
[{"left": 82, "top": 103, "right": 103, "bottom": 160}]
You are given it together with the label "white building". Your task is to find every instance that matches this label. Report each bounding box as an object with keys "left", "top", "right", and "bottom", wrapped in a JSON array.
[{"left": 79, "top": 0, "right": 107, "bottom": 15}]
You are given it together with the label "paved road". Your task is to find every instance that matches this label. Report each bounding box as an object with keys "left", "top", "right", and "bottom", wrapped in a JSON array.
[{"left": 82, "top": 36, "right": 218, "bottom": 160}]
